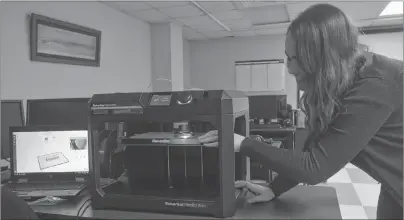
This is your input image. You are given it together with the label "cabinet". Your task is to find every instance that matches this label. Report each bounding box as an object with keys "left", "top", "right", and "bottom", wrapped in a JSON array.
[{"left": 235, "top": 60, "right": 285, "bottom": 92}]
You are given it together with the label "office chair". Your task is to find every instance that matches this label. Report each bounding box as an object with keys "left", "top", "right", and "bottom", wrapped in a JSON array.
[{"left": 1, "top": 186, "right": 39, "bottom": 219}]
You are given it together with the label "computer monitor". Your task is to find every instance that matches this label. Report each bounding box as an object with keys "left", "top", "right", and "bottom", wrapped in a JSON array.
[
  {"left": 26, "top": 98, "right": 90, "bottom": 128},
  {"left": 248, "top": 95, "right": 279, "bottom": 120},
  {"left": 1, "top": 100, "right": 25, "bottom": 159},
  {"left": 11, "top": 126, "right": 89, "bottom": 176}
]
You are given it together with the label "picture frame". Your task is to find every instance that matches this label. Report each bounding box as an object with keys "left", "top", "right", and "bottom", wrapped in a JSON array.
[{"left": 30, "top": 13, "right": 101, "bottom": 67}]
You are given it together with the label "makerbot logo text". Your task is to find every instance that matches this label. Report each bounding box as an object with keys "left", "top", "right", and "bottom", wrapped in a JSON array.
[
  {"left": 46, "top": 155, "right": 59, "bottom": 161},
  {"left": 164, "top": 202, "right": 207, "bottom": 208},
  {"left": 152, "top": 139, "right": 170, "bottom": 144}
]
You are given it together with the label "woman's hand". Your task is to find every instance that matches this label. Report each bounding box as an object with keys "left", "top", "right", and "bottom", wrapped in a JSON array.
[
  {"left": 235, "top": 180, "right": 276, "bottom": 204},
  {"left": 198, "top": 130, "right": 246, "bottom": 152}
]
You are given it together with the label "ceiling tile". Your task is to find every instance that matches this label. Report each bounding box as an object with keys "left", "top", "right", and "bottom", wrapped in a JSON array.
[
  {"left": 188, "top": 35, "right": 208, "bottom": 40},
  {"left": 221, "top": 18, "right": 253, "bottom": 30},
  {"left": 371, "top": 17, "right": 404, "bottom": 26},
  {"left": 289, "top": 13, "right": 299, "bottom": 21},
  {"left": 252, "top": 21, "right": 290, "bottom": 30},
  {"left": 211, "top": 10, "right": 244, "bottom": 21},
  {"left": 286, "top": 2, "right": 389, "bottom": 21},
  {"left": 196, "top": 1, "right": 236, "bottom": 12},
  {"left": 132, "top": 9, "right": 171, "bottom": 22},
  {"left": 232, "top": 1, "right": 285, "bottom": 10},
  {"left": 255, "top": 27, "right": 287, "bottom": 36},
  {"left": 285, "top": 2, "right": 315, "bottom": 16},
  {"left": 353, "top": 19, "right": 374, "bottom": 28},
  {"left": 202, "top": 30, "right": 233, "bottom": 38},
  {"left": 102, "top": 1, "right": 152, "bottom": 12},
  {"left": 333, "top": 2, "right": 390, "bottom": 20},
  {"left": 182, "top": 27, "right": 203, "bottom": 38},
  {"left": 159, "top": 5, "right": 203, "bottom": 18},
  {"left": 147, "top": 1, "right": 189, "bottom": 8},
  {"left": 232, "top": 30, "right": 256, "bottom": 37},
  {"left": 176, "top": 16, "right": 217, "bottom": 26},
  {"left": 193, "top": 24, "right": 225, "bottom": 32},
  {"left": 241, "top": 5, "right": 290, "bottom": 25},
  {"left": 171, "top": 20, "right": 186, "bottom": 27}
]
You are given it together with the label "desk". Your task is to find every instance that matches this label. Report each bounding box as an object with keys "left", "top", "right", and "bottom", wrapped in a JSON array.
[
  {"left": 249, "top": 125, "right": 297, "bottom": 182},
  {"left": 250, "top": 125, "right": 296, "bottom": 149},
  {"left": 32, "top": 185, "right": 342, "bottom": 219}
]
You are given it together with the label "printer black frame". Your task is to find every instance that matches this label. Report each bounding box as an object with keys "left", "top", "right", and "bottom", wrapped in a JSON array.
[{"left": 88, "top": 90, "right": 250, "bottom": 218}]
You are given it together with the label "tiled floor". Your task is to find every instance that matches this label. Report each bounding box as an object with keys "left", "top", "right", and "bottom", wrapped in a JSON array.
[{"left": 318, "top": 163, "right": 381, "bottom": 219}]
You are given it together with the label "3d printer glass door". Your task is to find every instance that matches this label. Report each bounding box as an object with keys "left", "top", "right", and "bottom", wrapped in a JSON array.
[{"left": 102, "top": 131, "right": 220, "bottom": 200}]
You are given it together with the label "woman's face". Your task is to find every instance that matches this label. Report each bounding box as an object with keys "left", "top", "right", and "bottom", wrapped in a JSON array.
[{"left": 285, "top": 33, "right": 309, "bottom": 92}]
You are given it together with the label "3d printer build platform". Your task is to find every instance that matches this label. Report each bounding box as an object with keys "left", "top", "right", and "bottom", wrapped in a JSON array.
[{"left": 122, "top": 132, "right": 202, "bottom": 146}]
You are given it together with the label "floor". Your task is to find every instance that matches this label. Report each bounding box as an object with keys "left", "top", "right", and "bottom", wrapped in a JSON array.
[{"left": 319, "top": 163, "right": 381, "bottom": 219}]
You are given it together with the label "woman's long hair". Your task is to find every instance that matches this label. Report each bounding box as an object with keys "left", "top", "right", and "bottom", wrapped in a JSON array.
[{"left": 287, "top": 4, "right": 369, "bottom": 147}]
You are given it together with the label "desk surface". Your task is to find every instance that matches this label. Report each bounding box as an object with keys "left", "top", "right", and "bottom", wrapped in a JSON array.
[
  {"left": 250, "top": 125, "right": 296, "bottom": 133},
  {"left": 32, "top": 185, "right": 342, "bottom": 219}
]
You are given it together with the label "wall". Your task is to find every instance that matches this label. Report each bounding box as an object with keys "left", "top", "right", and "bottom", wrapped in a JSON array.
[
  {"left": 169, "top": 23, "right": 184, "bottom": 91},
  {"left": 150, "top": 22, "right": 184, "bottom": 91},
  {"left": 189, "top": 32, "right": 404, "bottom": 108},
  {"left": 189, "top": 35, "right": 298, "bottom": 108},
  {"left": 150, "top": 24, "right": 171, "bottom": 91},
  {"left": 359, "top": 32, "right": 403, "bottom": 60},
  {"left": 0, "top": 1, "right": 151, "bottom": 100},
  {"left": 183, "top": 39, "right": 191, "bottom": 89}
]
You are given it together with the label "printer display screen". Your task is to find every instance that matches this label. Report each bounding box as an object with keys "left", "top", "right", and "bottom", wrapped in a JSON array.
[{"left": 149, "top": 94, "right": 172, "bottom": 106}]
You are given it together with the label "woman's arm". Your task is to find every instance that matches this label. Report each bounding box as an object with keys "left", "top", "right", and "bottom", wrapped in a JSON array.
[
  {"left": 240, "top": 78, "right": 397, "bottom": 185},
  {"left": 269, "top": 175, "right": 299, "bottom": 198}
]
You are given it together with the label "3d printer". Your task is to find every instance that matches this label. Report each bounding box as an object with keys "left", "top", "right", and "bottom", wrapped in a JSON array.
[{"left": 88, "top": 90, "right": 250, "bottom": 218}]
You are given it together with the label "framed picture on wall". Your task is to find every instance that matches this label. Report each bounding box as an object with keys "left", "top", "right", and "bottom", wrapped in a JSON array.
[{"left": 30, "top": 13, "right": 101, "bottom": 67}]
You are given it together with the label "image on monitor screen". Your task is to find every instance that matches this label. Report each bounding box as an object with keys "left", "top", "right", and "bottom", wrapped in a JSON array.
[
  {"left": 70, "top": 137, "right": 88, "bottom": 150},
  {"left": 37, "top": 152, "right": 69, "bottom": 170},
  {"left": 13, "top": 130, "right": 89, "bottom": 174}
]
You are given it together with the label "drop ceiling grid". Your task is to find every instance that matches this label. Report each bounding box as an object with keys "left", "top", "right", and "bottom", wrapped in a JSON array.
[
  {"left": 148, "top": 1, "right": 293, "bottom": 39},
  {"left": 102, "top": 1, "right": 295, "bottom": 39},
  {"left": 101, "top": 1, "right": 402, "bottom": 40}
]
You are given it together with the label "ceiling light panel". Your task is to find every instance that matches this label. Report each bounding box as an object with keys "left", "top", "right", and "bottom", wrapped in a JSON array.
[{"left": 380, "top": 1, "right": 403, "bottom": 16}]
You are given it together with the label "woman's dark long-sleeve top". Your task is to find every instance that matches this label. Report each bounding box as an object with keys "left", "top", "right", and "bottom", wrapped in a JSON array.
[{"left": 240, "top": 52, "right": 403, "bottom": 207}]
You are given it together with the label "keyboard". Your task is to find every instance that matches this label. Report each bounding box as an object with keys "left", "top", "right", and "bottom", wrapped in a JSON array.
[{"left": 8, "top": 182, "right": 85, "bottom": 191}]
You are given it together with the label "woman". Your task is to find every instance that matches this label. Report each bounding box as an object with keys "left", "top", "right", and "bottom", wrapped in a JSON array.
[{"left": 199, "top": 3, "right": 403, "bottom": 220}]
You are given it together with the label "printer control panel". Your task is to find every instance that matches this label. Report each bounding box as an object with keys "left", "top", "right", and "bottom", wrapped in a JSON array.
[{"left": 149, "top": 94, "right": 172, "bottom": 106}]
